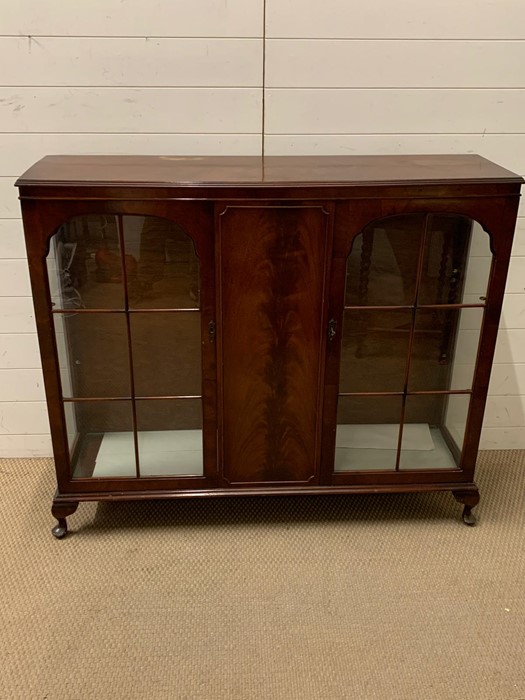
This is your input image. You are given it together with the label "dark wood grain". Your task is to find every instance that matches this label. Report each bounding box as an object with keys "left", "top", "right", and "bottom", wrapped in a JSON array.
[
  {"left": 17, "top": 154, "right": 523, "bottom": 187},
  {"left": 218, "top": 205, "right": 330, "bottom": 485}
]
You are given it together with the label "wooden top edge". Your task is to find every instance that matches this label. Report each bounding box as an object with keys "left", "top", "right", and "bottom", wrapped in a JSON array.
[{"left": 15, "top": 154, "right": 525, "bottom": 188}]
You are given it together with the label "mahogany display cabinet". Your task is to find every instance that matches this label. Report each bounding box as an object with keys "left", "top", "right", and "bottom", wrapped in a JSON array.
[{"left": 16, "top": 155, "right": 523, "bottom": 537}]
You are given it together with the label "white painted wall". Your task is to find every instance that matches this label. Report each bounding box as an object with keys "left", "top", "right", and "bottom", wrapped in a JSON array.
[{"left": 0, "top": 0, "right": 524, "bottom": 455}]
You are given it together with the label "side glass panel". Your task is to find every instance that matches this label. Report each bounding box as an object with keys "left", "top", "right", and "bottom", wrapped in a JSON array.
[
  {"left": 462, "top": 222, "right": 493, "bottom": 303},
  {"left": 48, "top": 214, "right": 207, "bottom": 481},
  {"left": 334, "top": 213, "right": 491, "bottom": 473}
]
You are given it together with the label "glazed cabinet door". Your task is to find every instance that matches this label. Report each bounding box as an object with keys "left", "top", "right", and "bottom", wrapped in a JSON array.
[
  {"left": 27, "top": 203, "right": 218, "bottom": 492},
  {"left": 217, "top": 204, "right": 332, "bottom": 486},
  {"left": 322, "top": 202, "right": 503, "bottom": 485}
]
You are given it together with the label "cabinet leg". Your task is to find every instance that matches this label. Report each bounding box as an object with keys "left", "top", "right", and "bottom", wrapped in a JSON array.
[
  {"left": 51, "top": 500, "right": 79, "bottom": 539},
  {"left": 452, "top": 489, "right": 480, "bottom": 527}
]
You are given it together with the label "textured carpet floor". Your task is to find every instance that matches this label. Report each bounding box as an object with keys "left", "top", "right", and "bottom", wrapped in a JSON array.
[{"left": 1, "top": 453, "right": 525, "bottom": 700}]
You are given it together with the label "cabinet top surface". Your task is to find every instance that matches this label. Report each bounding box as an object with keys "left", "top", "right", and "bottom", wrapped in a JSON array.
[{"left": 16, "top": 154, "right": 523, "bottom": 188}]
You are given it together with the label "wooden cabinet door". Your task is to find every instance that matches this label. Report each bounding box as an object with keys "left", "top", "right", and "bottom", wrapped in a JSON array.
[{"left": 218, "top": 204, "right": 332, "bottom": 486}]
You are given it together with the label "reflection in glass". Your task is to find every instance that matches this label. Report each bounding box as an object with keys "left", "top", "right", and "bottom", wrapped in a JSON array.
[
  {"left": 54, "top": 313, "right": 130, "bottom": 398},
  {"left": 135, "top": 399, "right": 203, "bottom": 476},
  {"left": 399, "top": 395, "right": 469, "bottom": 470},
  {"left": 418, "top": 215, "right": 471, "bottom": 305},
  {"left": 131, "top": 313, "right": 202, "bottom": 397},
  {"left": 462, "top": 222, "right": 492, "bottom": 301},
  {"left": 47, "top": 215, "right": 124, "bottom": 310},
  {"left": 67, "top": 401, "right": 136, "bottom": 478},
  {"left": 335, "top": 396, "right": 402, "bottom": 471},
  {"left": 123, "top": 216, "right": 200, "bottom": 309},
  {"left": 345, "top": 215, "right": 424, "bottom": 306},
  {"left": 46, "top": 215, "right": 202, "bottom": 311},
  {"left": 340, "top": 310, "right": 411, "bottom": 393},
  {"left": 418, "top": 215, "right": 492, "bottom": 305},
  {"left": 408, "top": 307, "right": 484, "bottom": 392},
  {"left": 345, "top": 214, "right": 492, "bottom": 309}
]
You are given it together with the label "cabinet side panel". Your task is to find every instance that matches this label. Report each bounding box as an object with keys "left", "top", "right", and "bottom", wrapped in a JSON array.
[{"left": 219, "top": 205, "right": 329, "bottom": 484}]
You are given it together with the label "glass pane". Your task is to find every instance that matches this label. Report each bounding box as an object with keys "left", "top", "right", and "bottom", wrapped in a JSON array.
[
  {"left": 335, "top": 396, "right": 402, "bottom": 471},
  {"left": 122, "top": 215, "right": 200, "bottom": 309},
  {"left": 66, "top": 401, "right": 136, "bottom": 478},
  {"left": 448, "top": 307, "right": 484, "bottom": 390},
  {"left": 131, "top": 313, "right": 202, "bottom": 397},
  {"left": 418, "top": 215, "right": 492, "bottom": 305},
  {"left": 408, "top": 308, "right": 484, "bottom": 391},
  {"left": 340, "top": 310, "right": 411, "bottom": 393},
  {"left": 47, "top": 215, "right": 124, "bottom": 309},
  {"left": 54, "top": 313, "right": 130, "bottom": 398},
  {"left": 136, "top": 399, "right": 203, "bottom": 477},
  {"left": 345, "top": 215, "right": 424, "bottom": 306},
  {"left": 443, "top": 394, "right": 471, "bottom": 453},
  {"left": 463, "top": 222, "right": 492, "bottom": 301},
  {"left": 399, "top": 395, "right": 469, "bottom": 470}
]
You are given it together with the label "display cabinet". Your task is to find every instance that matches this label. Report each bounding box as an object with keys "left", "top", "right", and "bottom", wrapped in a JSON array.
[{"left": 16, "top": 155, "right": 522, "bottom": 536}]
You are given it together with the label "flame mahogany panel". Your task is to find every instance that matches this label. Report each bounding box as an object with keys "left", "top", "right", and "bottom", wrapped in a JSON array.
[{"left": 218, "top": 205, "right": 330, "bottom": 485}]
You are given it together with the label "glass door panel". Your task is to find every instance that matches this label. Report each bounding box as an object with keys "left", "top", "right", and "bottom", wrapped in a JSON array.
[
  {"left": 331, "top": 212, "right": 491, "bottom": 475},
  {"left": 418, "top": 217, "right": 492, "bottom": 305},
  {"left": 47, "top": 215, "right": 124, "bottom": 310},
  {"left": 340, "top": 309, "right": 411, "bottom": 393},
  {"left": 54, "top": 313, "right": 130, "bottom": 398},
  {"left": 135, "top": 399, "right": 203, "bottom": 477},
  {"left": 408, "top": 307, "right": 484, "bottom": 392},
  {"left": 345, "top": 215, "right": 425, "bottom": 306},
  {"left": 418, "top": 215, "right": 471, "bottom": 305},
  {"left": 65, "top": 400, "right": 136, "bottom": 478},
  {"left": 398, "top": 395, "right": 470, "bottom": 470},
  {"left": 47, "top": 212, "right": 212, "bottom": 483},
  {"left": 335, "top": 396, "right": 402, "bottom": 472},
  {"left": 122, "top": 215, "right": 200, "bottom": 309},
  {"left": 130, "top": 312, "right": 201, "bottom": 397}
]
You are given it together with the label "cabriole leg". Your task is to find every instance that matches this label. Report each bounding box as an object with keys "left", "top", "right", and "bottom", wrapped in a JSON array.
[
  {"left": 452, "top": 489, "right": 480, "bottom": 527},
  {"left": 51, "top": 500, "right": 79, "bottom": 539}
]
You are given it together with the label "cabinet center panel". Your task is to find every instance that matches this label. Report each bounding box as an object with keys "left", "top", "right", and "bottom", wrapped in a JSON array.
[{"left": 219, "top": 206, "right": 329, "bottom": 484}]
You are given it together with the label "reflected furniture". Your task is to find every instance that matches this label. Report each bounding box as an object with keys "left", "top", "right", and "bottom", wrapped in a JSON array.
[{"left": 16, "top": 155, "right": 523, "bottom": 536}]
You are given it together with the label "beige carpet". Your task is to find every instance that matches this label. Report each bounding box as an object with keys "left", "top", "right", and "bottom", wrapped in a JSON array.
[{"left": 1, "top": 453, "right": 525, "bottom": 700}]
